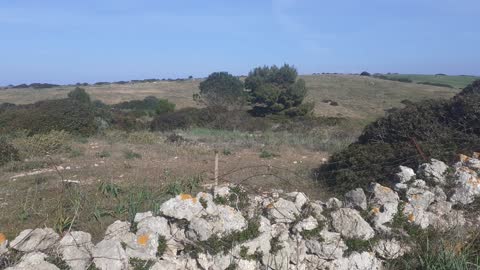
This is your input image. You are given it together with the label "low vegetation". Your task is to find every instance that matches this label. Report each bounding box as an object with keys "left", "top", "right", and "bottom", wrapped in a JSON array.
[{"left": 317, "top": 79, "right": 480, "bottom": 193}]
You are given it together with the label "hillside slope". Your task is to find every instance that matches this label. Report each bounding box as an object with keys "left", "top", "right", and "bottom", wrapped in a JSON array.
[{"left": 0, "top": 75, "right": 457, "bottom": 120}]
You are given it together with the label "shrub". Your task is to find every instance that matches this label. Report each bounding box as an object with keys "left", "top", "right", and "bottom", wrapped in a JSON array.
[
  {"left": 317, "top": 80, "right": 480, "bottom": 193},
  {"left": 68, "top": 87, "right": 91, "bottom": 103},
  {"left": 156, "top": 99, "right": 176, "bottom": 115},
  {"left": 360, "top": 71, "right": 371, "bottom": 76},
  {"left": 245, "top": 64, "right": 312, "bottom": 116},
  {"left": 12, "top": 130, "right": 72, "bottom": 157},
  {"left": 195, "top": 72, "right": 246, "bottom": 109},
  {"left": 418, "top": 82, "right": 454, "bottom": 88},
  {"left": 0, "top": 89, "right": 96, "bottom": 136},
  {"left": 112, "top": 96, "right": 160, "bottom": 114},
  {"left": 0, "top": 139, "right": 20, "bottom": 166}
]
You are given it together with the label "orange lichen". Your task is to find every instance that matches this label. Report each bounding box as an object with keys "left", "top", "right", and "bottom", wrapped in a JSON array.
[
  {"left": 180, "top": 194, "right": 193, "bottom": 200},
  {"left": 137, "top": 234, "right": 149, "bottom": 246},
  {"left": 179, "top": 193, "right": 197, "bottom": 204},
  {"left": 459, "top": 154, "right": 470, "bottom": 163},
  {"left": 381, "top": 186, "right": 391, "bottom": 193},
  {"left": 408, "top": 213, "right": 415, "bottom": 222},
  {"left": 0, "top": 233, "right": 6, "bottom": 244}
]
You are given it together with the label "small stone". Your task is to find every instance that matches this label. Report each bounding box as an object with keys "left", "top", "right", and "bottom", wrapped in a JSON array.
[
  {"left": 395, "top": 166, "right": 416, "bottom": 183},
  {"left": 344, "top": 188, "right": 367, "bottom": 210},
  {"left": 331, "top": 208, "right": 375, "bottom": 240},
  {"left": 159, "top": 193, "right": 204, "bottom": 221},
  {"left": 5, "top": 252, "right": 59, "bottom": 270},
  {"left": 92, "top": 239, "right": 129, "bottom": 270},
  {"left": 267, "top": 198, "right": 301, "bottom": 223},
  {"left": 58, "top": 231, "right": 93, "bottom": 270},
  {"left": 133, "top": 211, "right": 153, "bottom": 223},
  {"left": 293, "top": 216, "right": 319, "bottom": 233},
  {"left": 10, "top": 228, "right": 59, "bottom": 252},
  {"left": 418, "top": 159, "right": 449, "bottom": 185},
  {"left": 374, "top": 239, "right": 407, "bottom": 259},
  {"left": 325, "top": 197, "right": 343, "bottom": 209},
  {"left": 104, "top": 220, "right": 131, "bottom": 241}
]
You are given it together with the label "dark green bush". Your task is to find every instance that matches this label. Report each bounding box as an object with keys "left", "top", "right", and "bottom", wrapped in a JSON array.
[
  {"left": 317, "top": 80, "right": 480, "bottom": 193},
  {"left": 195, "top": 72, "right": 246, "bottom": 109},
  {"left": 68, "top": 87, "right": 91, "bottom": 103},
  {"left": 0, "top": 99, "right": 97, "bottom": 136},
  {"left": 0, "top": 139, "right": 20, "bottom": 166},
  {"left": 156, "top": 99, "right": 176, "bottom": 115},
  {"left": 245, "top": 64, "right": 312, "bottom": 116},
  {"left": 150, "top": 107, "right": 221, "bottom": 131}
]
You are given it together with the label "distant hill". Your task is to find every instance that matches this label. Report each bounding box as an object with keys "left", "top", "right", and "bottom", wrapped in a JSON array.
[
  {"left": 379, "top": 74, "right": 479, "bottom": 89},
  {"left": 0, "top": 74, "right": 458, "bottom": 122}
]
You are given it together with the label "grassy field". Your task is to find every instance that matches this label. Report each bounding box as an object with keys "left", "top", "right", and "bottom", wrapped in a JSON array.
[
  {"left": 0, "top": 74, "right": 463, "bottom": 240},
  {"left": 382, "top": 74, "right": 480, "bottom": 89},
  {"left": 0, "top": 74, "right": 458, "bottom": 121}
]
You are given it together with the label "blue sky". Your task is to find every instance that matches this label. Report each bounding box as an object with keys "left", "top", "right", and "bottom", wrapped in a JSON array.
[{"left": 0, "top": 0, "right": 479, "bottom": 85}]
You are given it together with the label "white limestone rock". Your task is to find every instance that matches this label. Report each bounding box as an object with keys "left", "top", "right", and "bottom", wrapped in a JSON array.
[
  {"left": 5, "top": 252, "right": 59, "bottom": 270},
  {"left": 58, "top": 231, "right": 93, "bottom": 270},
  {"left": 331, "top": 208, "right": 375, "bottom": 240},
  {"left": 92, "top": 239, "right": 129, "bottom": 270},
  {"left": 10, "top": 228, "right": 59, "bottom": 252}
]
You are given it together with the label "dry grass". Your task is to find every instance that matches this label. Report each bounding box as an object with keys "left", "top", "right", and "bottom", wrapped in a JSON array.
[{"left": 0, "top": 131, "right": 331, "bottom": 240}]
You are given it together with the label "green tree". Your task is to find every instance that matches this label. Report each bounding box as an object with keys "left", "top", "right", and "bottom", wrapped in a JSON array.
[
  {"left": 195, "top": 72, "right": 246, "bottom": 109},
  {"left": 68, "top": 87, "right": 91, "bottom": 104},
  {"left": 245, "top": 64, "right": 312, "bottom": 116}
]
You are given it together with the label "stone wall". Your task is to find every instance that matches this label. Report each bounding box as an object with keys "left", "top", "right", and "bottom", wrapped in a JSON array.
[{"left": 1, "top": 154, "right": 480, "bottom": 270}]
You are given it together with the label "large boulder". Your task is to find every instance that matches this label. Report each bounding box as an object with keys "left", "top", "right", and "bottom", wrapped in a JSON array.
[
  {"left": 331, "top": 208, "right": 375, "bottom": 240},
  {"left": 58, "top": 231, "right": 93, "bottom": 270},
  {"left": 344, "top": 188, "right": 367, "bottom": 211},
  {"left": 5, "top": 252, "right": 59, "bottom": 270},
  {"left": 10, "top": 228, "right": 59, "bottom": 252}
]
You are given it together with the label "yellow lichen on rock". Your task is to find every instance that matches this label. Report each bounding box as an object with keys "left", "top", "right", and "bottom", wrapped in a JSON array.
[
  {"left": 459, "top": 154, "right": 470, "bottom": 163},
  {"left": 408, "top": 213, "right": 415, "bottom": 222},
  {"left": 179, "top": 193, "right": 197, "bottom": 204},
  {"left": 0, "top": 233, "right": 6, "bottom": 244},
  {"left": 137, "top": 234, "right": 149, "bottom": 246}
]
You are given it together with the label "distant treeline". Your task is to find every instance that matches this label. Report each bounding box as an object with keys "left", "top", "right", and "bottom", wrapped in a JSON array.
[{"left": 3, "top": 76, "right": 195, "bottom": 89}]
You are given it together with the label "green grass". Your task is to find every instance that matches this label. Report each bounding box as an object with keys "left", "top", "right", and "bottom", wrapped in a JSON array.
[{"left": 382, "top": 74, "right": 479, "bottom": 89}]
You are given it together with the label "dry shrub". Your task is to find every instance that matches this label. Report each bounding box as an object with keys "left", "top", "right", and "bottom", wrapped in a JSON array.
[
  {"left": 12, "top": 130, "right": 72, "bottom": 157},
  {"left": 127, "top": 131, "right": 159, "bottom": 144}
]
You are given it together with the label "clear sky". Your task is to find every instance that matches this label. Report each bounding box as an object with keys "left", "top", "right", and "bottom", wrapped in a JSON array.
[{"left": 0, "top": 0, "right": 479, "bottom": 85}]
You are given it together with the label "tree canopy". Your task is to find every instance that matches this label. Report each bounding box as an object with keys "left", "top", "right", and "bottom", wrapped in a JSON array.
[
  {"left": 196, "top": 72, "right": 245, "bottom": 109},
  {"left": 244, "top": 64, "right": 312, "bottom": 116}
]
